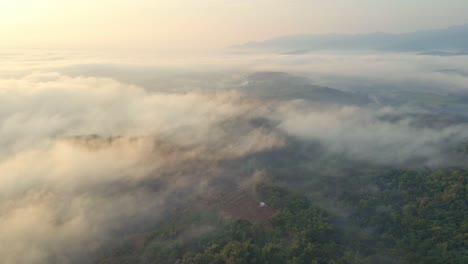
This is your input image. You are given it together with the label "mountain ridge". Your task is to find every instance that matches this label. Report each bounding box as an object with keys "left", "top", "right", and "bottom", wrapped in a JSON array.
[{"left": 233, "top": 23, "right": 468, "bottom": 53}]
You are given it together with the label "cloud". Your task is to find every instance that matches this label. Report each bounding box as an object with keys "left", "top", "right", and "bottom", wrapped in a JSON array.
[
  {"left": 277, "top": 103, "right": 468, "bottom": 166},
  {"left": 1, "top": 51, "right": 468, "bottom": 263},
  {"left": 0, "top": 71, "right": 284, "bottom": 264}
]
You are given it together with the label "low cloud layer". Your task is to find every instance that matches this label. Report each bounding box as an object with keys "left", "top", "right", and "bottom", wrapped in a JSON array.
[
  {"left": 0, "top": 70, "right": 284, "bottom": 264},
  {"left": 277, "top": 104, "right": 468, "bottom": 166},
  {"left": 1, "top": 51, "right": 468, "bottom": 263}
]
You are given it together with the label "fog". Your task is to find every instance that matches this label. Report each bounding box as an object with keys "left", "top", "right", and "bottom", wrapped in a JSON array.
[{"left": 1, "top": 51, "right": 468, "bottom": 263}]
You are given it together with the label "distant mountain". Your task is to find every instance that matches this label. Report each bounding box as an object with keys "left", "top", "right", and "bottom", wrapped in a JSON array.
[
  {"left": 240, "top": 72, "right": 369, "bottom": 105},
  {"left": 418, "top": 50, "right": 468, "bottom": 56},
  {"left": 233, "top": 24, "right": 468, "bottom": 53}
]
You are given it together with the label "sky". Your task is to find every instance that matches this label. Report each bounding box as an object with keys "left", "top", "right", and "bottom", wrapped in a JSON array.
[{"left": 1, "top": 0, "right": 468, "bottom": 53}]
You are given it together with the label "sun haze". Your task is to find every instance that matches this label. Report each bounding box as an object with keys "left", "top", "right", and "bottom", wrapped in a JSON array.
[{"left": 1, "top": 0, "right": 468, "bottom": 53}]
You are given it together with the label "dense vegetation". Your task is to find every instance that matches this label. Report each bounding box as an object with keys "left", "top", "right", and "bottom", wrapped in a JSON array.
[
  {"left": 180, "top": 185, "right": 356, "bottom": 264},
  {"left": 97, "top": 156, "right": 467, "bottom": 264},
  {"left": 345, "top": 169, "right": 468, "bottom": 264}
]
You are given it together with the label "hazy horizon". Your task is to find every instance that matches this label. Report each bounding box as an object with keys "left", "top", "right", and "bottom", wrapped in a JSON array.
[{"left": 2, "top": 0, "right": 468, "bottom": 53}]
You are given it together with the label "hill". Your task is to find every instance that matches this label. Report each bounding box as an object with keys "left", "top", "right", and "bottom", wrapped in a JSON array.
[
  {"left": 240, "top": 72, "right": 370, "bottom": 105},
  {"left": 234, "top": 24, "right": 468, "bottom": 54}
]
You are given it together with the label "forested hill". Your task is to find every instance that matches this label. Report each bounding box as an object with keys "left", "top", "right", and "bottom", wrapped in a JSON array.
[
  {"left": 96, "top": 166, "right": 467, "bottom": 264},
  {"left": 233, "top": 24, "right": 468, "bottom": 53}
]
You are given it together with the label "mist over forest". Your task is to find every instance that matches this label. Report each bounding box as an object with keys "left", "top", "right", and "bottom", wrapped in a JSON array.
[{"left": 0, "top": 49, "right": 467, "bottom": 264}]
